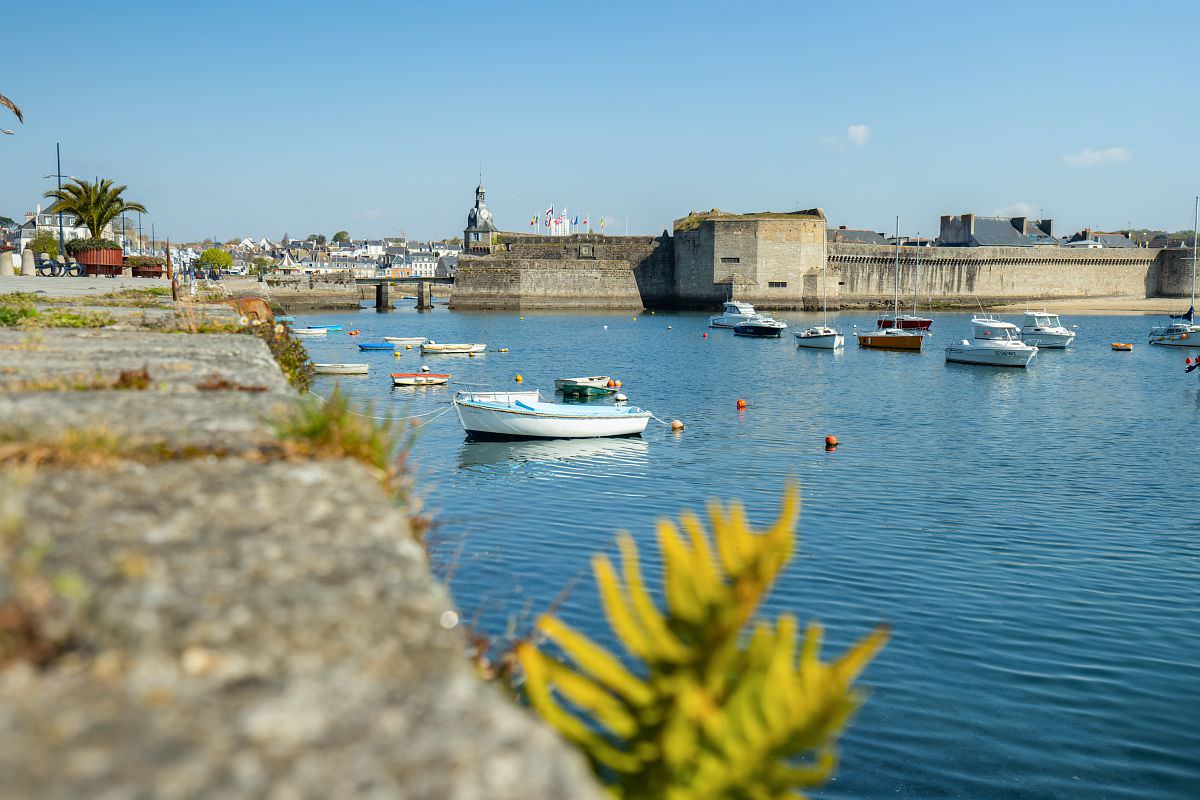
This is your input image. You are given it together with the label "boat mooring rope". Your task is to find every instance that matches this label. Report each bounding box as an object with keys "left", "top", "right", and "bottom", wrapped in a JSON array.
[{"left": 307, "top": 390, "right": 455, "bottom": 424}]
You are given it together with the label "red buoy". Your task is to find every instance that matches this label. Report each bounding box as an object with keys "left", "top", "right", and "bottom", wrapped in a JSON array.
[
  {"left": 825, "top": 435, "right": 838, "bottom": 448},
  {"left": 702, "top": 332, "right": 708, "bottom": 338},
  {"left": 736, "top": 399, "right": 747, "bottom": 410}
]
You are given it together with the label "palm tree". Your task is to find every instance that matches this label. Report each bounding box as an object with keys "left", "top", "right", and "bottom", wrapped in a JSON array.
[
  {"left": 44, "top": 178, "right": 147, "bottom": 241},
  {"left": 0, "top": 92, "right": 22, "bottom": 123}
]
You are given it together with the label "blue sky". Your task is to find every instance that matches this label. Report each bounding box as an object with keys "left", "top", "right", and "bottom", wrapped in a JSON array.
[{"left": 2, "top": 0, "right": 1197, "bottom": 241}]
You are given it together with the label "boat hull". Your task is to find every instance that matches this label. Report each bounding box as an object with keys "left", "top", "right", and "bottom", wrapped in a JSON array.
[
  {"left": 382, "top": 337, "right": 427, "bottom": 345},
  {"left": 945, "top": 345, "right": 1037, "bottom": 367},
  {"left": 1148, "top": 331, "right": 1200, "bottom": 347},
  {"left": 794, "top": 331, "right": 844, "bottom": 349},
  {"left": 422, "top": 343, "right": 487, "bottom": 354},
  {"left": 1021, "top": 331, "right": 1075, "bottom": 348},
  {"left": 877, "top": 316, "right": 933, "bottom": 330},
  {"left": 391, "top": 373, "right": 450, "bottom": 386},
  {"left": 454, "top": 401, "right": 651, "bottom": 439},
  {"left": 733, "top": 322, "right": 785, "bottom": 337},
  {"left": 559, "top": 384, "right": 618, "bottom": 397},
  {"left": 358, "top": 343, "right": 396, "bottom": 350},
  {"left": 291, "top": 328, "right": 327, "bottom": 336},
  {"left": 857, "top": 332, "right": 924, "bottom": 350},
  {"left": 313, "top": 364, "right": 369, "bottom": 375},
  {"left": 554, "top": 376, "right": 611, "bottom": 390}
]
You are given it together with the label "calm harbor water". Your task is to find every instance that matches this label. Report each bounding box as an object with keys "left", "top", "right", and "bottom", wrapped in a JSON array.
[{"left": 299, "top": 304, "right": 1199, "bottom": 799}]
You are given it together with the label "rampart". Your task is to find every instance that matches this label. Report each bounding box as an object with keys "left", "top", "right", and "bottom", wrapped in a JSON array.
[
  {"left": 449, "top": 234, "right": 673, "bottom": 310},
  {"left": 828, "top": 242, "right": 1161, "bottom": 308},
  {"left": 1152, "top": 247, "right": 1197, "bottom": 298}
]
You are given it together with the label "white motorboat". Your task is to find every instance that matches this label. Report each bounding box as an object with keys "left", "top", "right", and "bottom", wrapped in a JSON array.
[
  {"left": 456, "top": 389, "right": 542, "bottom": 403},
  {"left": 945, "top": 317, "right": 1038, "bottom": 367},
  {"left": 709, "top": 301, "right": 760, "bottom": 328},
  {"left": 313, "top": 363, "right": 369, "bottom": 375},
  {"left": 1150, "top": 197, "right": 1199, "bottom": 348},
  {"left": 453, "top": 392, "right": 652, "bottom": 439},
  {"left": 383, "top": 336, "right": 428, "bottom": 345},
  {"left": 421, "top": 342, "right": 487, "bottom": 354},
  {"left": 554, "top": 375, "right": 611, "bottom": 390},
  {"left": 1021, "top": 311, "right": 1076, "bottom": 348},
  {"left": 795, "top": 326, "right": 844, "bottom": 349},
  {"left": 795, "top": 255, "right": 844, "bottom": 349},
  {"left": 291, "top": 327, "right": 328, "bottom": 336}
]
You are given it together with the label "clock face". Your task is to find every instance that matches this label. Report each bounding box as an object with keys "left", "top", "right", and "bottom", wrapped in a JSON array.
[{"left": 478, "top": 207, "right": 492, "bottom": 222}]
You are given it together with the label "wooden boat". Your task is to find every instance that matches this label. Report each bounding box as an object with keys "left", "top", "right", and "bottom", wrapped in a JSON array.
[
  {"left": 291, "top": 327, "right": 327, "bottom": 336},
  {"left": 857, "top": 328, "right": 924, "bottom": 350},
  {"left": 453, "top": 393, "right": 652, "bottom": 439},
  {"left": 383, "top": 336, "right": 428, "bottom": 345},
  {"left": 421, "top": 342, "right": 487, "bottom": 354},
  {"left": 391, "top": 372, "right": 450, "bottom": 386},
  {"left": 358, "top": 342, "right": 396, "bottom": 350},
  {"left": 1112, "top": 342, "right": 1134, "bottom": 351},
  {"left": 554, "top": 375, "right": 611, "bottom": 390},
  {"left": 859, "top": 217, "right": 925, "bottom": 352},
  {"left": 313, "top": 363, "right": 369, "bottom": 375},
  {"left": 559, "top": 382, "right": 619, "bottom": 398}
]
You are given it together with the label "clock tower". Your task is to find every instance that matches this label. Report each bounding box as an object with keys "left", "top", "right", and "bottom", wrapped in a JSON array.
[{"left": 464, "top": 179, "right": 497, "bottom": 254}]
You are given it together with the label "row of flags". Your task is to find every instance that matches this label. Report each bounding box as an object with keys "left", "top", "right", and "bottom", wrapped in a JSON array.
[{"left": 528, "top": 206, "right": 604, "bottom": 229}]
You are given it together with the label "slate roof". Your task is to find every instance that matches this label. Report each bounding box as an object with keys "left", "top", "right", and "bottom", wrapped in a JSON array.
[
  {"left": 827, "top": 228, "right": 888, "bottom": 245},
  {"left": 969, "top": 217, "right": 1033, "bottom": 247},
  {"left": 1095, "top": 233, "right": 1136, "bottom": 248}
]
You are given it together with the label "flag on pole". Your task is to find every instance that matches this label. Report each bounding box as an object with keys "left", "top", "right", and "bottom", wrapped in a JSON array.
[
  {"left": 530, "top": 215, "right": 537, "bottom": 226},
  {"left": 599, "top": 217, "right": 605, "bottom": 229},
  {"left": 573, "top": 215, "right": 579, "bottom": 225},
  {"left": 583, "top": 215, "right": 589, "bottom": 226}
]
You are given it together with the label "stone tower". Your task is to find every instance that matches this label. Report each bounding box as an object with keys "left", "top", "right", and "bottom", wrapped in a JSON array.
[{"left": 464, "top": 180, "right": 496, "bottom": 254}]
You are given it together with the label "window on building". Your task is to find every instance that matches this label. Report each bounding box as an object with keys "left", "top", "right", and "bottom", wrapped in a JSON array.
[
  {"left": 720, "top": 256, "right": 740, "bottom": 264},
  {"left": 768, "top": 281, "right": 787, "bottom": 288}
]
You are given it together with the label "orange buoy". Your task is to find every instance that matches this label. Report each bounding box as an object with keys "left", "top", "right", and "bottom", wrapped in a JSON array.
[
  {"left": 614, "top": 379, "right": 622, "bottom": 388},
  {"left": 348, "top": 330, "right": 360, "bottom": 336},
  {"left": 670, "top": 419, "right": 684, "bottom": 431},
  {"left": 736, "top": 399, "right": 747, "bottom": 410},
  {"left": 825, "top": 435, "right": 838, "bottom": 448},
  {"left": 607, "top": 379, "right": 617, "bottom": 388}
]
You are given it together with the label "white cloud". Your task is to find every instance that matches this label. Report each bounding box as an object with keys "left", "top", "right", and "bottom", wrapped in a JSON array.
[
  {"left": 993, "top": 202, "right": 1038, "bottom": 218},
  {"left": 1062, "top": 146, "right": 1131, "bottom": 167},
  {"left": 820, "top": 124, "right": 870, "bottom": 151},
  {"left": 847, "top": 124, "right": 870, "bottom": 147}
]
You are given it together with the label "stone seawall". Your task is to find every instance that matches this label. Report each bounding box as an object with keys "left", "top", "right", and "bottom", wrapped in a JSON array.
[
  {"left": 1152, "top": 248, "right": 1197, "bottom": 298},
  {"left": 450, "top": 234, "right": 674, "bottom": 310},
  {"left": 828, "top": 243, "right": 1160, "bottom": 308}
]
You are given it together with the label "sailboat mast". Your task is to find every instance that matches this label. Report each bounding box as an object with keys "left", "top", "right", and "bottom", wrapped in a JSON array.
[
  {"left": 913, "top": 232, "right": 920, "bottom": 316},
  {"left": 821, "top": 252, "right": 829, "bottom": 326},
  {"left": 893, "top": 216, "right": 901, "bottom": 318},
  {"left": 1192, "top": 195, "right": 1198, "bottom": 310}
]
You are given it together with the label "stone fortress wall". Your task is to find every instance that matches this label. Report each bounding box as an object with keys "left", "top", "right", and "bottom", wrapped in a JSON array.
[{"left": 449, "top": 208, "right": 1190, "bottom": 311}]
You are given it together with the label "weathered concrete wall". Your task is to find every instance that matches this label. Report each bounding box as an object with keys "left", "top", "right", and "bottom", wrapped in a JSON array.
[
  {"left": 450, "top": 234, "right": 674, "bottom": 310},
  {"left": 673, "top": 216, "right": 827, "bottom": 310},
  {"left": 827, "top": 243, "right": 1160, "bottom": 307},
  {"left": 1152, "top": 248, "right": 1197, "bottom": 298}
]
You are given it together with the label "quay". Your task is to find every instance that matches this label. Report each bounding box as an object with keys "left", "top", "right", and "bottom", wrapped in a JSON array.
[
  {"left": 0, "top": 283, "right": 597, "bottom": 799},
  {"left": 356, "top": 275, "right": 453, "bottom": 311}
]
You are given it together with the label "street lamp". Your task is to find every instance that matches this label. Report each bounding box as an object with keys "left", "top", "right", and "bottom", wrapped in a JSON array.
[{"left": 42, "top": 144, "right": 74, "bottom": 257}]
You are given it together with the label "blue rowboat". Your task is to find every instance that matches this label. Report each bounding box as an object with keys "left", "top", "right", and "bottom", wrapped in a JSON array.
[
  {"left": 277, "top": 315, "right": 296, "bottom": 322},
  {"left": 310, "top": 324, "right": 343, "bottom": 331},
  {"left": 358, "top": 342, "right": 396, "bottom": 351}
]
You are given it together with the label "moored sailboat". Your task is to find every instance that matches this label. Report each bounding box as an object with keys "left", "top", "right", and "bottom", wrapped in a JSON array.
[
  {"left": 858, "top": 217, "right": 925, "bottom": 351},
  {"left": 1149, "top": 196, "right": 1200, "bottom": 348},
  {"left": 795, "top": 250, "right": 844, "bottom": 349}
]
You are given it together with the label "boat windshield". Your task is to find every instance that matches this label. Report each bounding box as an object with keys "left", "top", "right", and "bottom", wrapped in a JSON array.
[
  {"left": 1033, "top": 315, "right": 1059, "bottom": 328},
  {"left": 975, "top": 325, "right": 1018, "bottom": 340}
]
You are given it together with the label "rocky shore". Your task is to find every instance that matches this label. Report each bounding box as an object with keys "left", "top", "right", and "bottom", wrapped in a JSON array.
[{"left": 0, "top": 287, "right": 599, "bottom": 799}]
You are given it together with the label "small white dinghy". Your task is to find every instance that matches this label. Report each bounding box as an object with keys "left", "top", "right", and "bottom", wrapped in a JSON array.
[
  {"left": 421, "top": 341, "right": 487, "bottom": 354},
  {"left": 554, "top": 375, "right": 611, "bottom": 390},
  {"left": 794, "top": 326, "right": 845, "bottom": 349},
  {"left": 313, "top": 363, "right": 369, "bottom": 375},
  {"left": 292, "top": 327, "right": 328, "bottom": 336},
  {"left": 453, "top": 392, "right": 652, "bottom": 439},
  {"left": 383, "top": 336, "right": 427, "bottom": 345},
  {"left": 392, "top": 372, "right": 450, "bottom": 386}
]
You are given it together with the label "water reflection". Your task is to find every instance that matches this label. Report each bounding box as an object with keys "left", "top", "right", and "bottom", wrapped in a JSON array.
[{"left": 457, "top": 436, "right": 650, "bottom": 470}]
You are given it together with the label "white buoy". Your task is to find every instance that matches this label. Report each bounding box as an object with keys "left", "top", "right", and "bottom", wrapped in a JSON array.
[
  {"left": 420, "top": 365, "right": 430, "bottom": 373},
  {"left": 614, "top": 392, "right": 628, "bottom": 402},
  {"left": 603, "top": 325, "right": 608, "bottom": 330}
]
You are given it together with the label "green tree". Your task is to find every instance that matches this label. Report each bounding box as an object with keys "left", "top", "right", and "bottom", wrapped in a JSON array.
[
  {"left": 251, "top": 256, "right": 276, "bottom": 277},
  {"left": 332, "top": 230, "right": 350, "bottom": 244},
  {"left": 306, "top": 233, "right": 327, "bottom": 245},
  {"left": 43, "top": 178, "right": 146, "bottom": 241},
  {"left": 28, "top": 231, "right": 59, "bottom": 258},
  {"left": 198, "top": 248, "right": 233, "bottom": 271}
]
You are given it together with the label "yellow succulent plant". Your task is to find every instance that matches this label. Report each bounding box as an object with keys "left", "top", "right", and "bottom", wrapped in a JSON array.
[{"left": 518, "top": 485, "right": 888, "bottom": 799}]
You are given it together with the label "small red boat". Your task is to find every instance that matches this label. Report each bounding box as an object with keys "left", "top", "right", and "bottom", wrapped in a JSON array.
[{"left": 876, "top": 313, "right": 933, "bottom": 330}]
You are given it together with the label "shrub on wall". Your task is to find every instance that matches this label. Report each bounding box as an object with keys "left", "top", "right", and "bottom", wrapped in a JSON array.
[{"left": 124, "top": 256, "right": 165, "bottom": 268}]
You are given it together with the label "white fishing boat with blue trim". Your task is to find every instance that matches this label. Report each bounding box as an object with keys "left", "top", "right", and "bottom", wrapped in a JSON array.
[{"left": 453, "top": 391, "right": 652, "bottom": 439}]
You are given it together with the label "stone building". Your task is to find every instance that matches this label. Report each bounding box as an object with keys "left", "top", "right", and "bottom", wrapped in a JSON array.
[
  {"left": 463, "top": 181, "right": 496, "bottom": 254},
  {"left": 671, "top": 209, "right": 827, "bottom": 309}
]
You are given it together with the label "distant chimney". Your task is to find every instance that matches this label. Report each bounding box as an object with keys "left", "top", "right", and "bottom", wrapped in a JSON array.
[
  {"left": 1037, "top": 219, "right": 1052, "bottom": 237},
  {"left": 962, "top": 213, "right": 975, "bottom": 234},
  {"left": 838, "top": 225, "right": 847, "bottom": 230}
]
